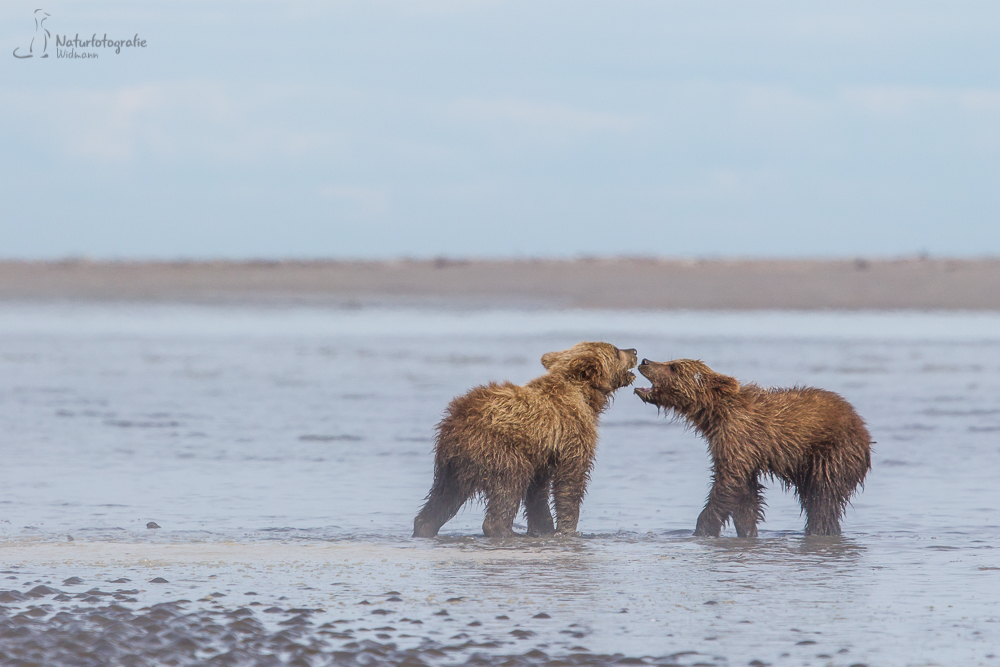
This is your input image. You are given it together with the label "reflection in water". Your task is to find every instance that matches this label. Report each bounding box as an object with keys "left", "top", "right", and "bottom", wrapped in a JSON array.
[
  {"left": 695, "top": 534, "right": 867, "bottom": 562},
  {"left": 0, "top": 305, "right": 998, "bottom": 665}
]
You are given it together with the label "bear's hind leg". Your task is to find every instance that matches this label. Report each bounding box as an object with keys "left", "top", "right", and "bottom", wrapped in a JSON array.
[
  {"left": 802, "top": 493, "right": 843, "bottom": 536},
  {"left": 413, "top": 462, "right": 472, "bottom": 538},
  {"left": 798, "top": 458, "right": 848, "bottom": 536},
  {"left": 524, "top": 468, "right": 555, "bottom": 536},
  {"left": 801, "top": 486, "right": 846, "bottom": 536},
  {"left": 483, "top": 490, "right": 522, "bottom": 538}
]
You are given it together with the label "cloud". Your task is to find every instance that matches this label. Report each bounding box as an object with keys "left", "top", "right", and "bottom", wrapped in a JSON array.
[
  {"left": 450, "top": 98, "right": 638, "bottom": 135},
  {"left": 318, "top": 184, "right": 390, "bottom": 216},
  {"left": 842, "top": 85, "right": 1000, "bottom": 116},
  {"left": 0, "top": 82, "right": 345, "bottom": 164}
]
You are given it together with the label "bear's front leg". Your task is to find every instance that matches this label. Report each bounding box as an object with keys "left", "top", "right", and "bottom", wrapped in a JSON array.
[
  {"left": 693, "top": 468, "right": 741, "bottom": 537},
  {"left": 524, "top": 468, "right": 556, "bottom": 536},
  {"left": 731, "top": 475, "right": 765, "bottom": 538},
  {"left": 694, "top": 506, "right": 727, "bottom": 537},
  {"left": 552, "top": 457, "right": 591, "bottom": 535}
]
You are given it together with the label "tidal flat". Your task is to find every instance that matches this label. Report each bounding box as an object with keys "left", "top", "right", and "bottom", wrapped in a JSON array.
[{"left": 0, "top": 304, "right": 997, "bottom": 666}]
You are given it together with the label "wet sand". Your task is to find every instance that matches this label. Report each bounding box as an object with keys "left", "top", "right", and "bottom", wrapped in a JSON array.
[
  {"left": 2, "top": 257, "right": 999, "bottom": 309},
  {"left": 0, "top": 536, "right": 898, "bottom": 667}
]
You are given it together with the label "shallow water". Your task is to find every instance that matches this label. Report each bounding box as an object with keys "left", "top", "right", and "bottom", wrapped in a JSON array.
[{"left": 0, "top": 304, "right": 998, "bottom": 666}]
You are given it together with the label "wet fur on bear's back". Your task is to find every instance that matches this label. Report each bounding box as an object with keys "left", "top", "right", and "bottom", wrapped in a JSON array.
[
  {"left": 636, "top": 359, "right": 871, "bottom": 537},
  {"left": 414, "top": 342, "right": 637, "bottom": 538},
  {"left": 438, "top": 378, "right": 597, "bottom": 471},
  {"left": 698, "top": 384, "right": 870, "bottom": 483}
]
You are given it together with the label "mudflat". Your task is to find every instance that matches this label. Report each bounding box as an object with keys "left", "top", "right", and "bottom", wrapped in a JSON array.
[{"left": 1, "top": 257, "right": 998, "bottom": 309}]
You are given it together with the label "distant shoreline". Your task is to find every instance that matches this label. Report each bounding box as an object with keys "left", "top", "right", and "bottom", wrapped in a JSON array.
[{"left": 1, "top": 257, "right": 999, "bottom": 310}]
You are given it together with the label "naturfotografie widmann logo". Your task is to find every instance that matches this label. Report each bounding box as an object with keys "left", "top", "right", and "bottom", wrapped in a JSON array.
[{"left": 13, "top": 9, "right": 147, "bottom": 60}]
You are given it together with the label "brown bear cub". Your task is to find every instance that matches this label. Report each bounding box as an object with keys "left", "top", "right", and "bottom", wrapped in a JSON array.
[
  {"left": 413, "top": 342, "right": 638, "bottom": 538},
  {"left": 635, "top": 359, "right": 871, "bottom": 537}
]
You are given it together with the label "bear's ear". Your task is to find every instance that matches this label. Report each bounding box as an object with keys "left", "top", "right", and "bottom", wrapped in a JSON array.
[
  {"left": 708, "top": 373, "right": 739, "bottom": 397},
  {"left": 566, "top": 354, "right": 603, "bottom": 385},
  {"left": 541, "top": 351, "right": 563, "bottom": 370}
]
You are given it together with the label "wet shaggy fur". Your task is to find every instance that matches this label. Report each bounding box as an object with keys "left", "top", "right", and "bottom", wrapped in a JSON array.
[
  {"left": 635, "top": 359, "right": 871, "bottom": 537},
  {"left": 413, "top": 342, "right": 638, "bottom": 538}
]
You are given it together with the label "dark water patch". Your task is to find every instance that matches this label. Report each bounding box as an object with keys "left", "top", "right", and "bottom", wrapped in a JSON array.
[
  {"left": 921, "top": 408, "right": 1000, "bottom": 417},
  {"left": 811, "top": 366, "right": 888, "bottom": 375},
  {"left": 920, "top": 364, "right": 984, "bottom": 373},
  {"left": 80, "top": 409, "right": 116, "bottom": 418},
  {"left": 12, "top": 385, "right": 74, "bottom": 394},
  {"left": 252, "top": 526, "right": 345, "bottom": 538},
  {"left": 601, "top": 419, "right": 671, "bottom": 429},
  {"left": 104, "top": 419, "right": 183, "bottom": 428},
  {"left": 893, "top": 423, "right": 936, "bottom": 431},
  {"left": 426, "top": 354, "right": 494, "bottom": 366}
]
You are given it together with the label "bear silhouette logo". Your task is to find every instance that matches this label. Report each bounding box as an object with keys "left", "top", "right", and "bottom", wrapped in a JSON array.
[{"left": 13, "top": 9, "right": 50, "bottom": 59}]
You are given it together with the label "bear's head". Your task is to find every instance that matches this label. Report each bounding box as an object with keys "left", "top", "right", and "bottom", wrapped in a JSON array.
[
  {"left": 540, "top": 342, "right": 638, "bottom": 394},
  {"left": 634, "top": 358, "right": 739, "bottom": 413}
]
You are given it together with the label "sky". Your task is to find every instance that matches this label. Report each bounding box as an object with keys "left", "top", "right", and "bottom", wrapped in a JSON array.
[{"left": 2, "top": 1, "right": 999, "bottom": 259}]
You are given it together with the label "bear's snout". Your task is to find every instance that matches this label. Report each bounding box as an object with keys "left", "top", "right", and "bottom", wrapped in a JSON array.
[
  {"left": 635, "top": 360, "right": 667, "bottom": 403},
  {"left": 637, "top": 360, "right": 664, "bottom": 380}
]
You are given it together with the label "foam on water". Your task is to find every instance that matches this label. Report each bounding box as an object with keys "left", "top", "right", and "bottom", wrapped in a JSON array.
[{"left": 0, "top": 304, "right": 998, "bottom": 666}]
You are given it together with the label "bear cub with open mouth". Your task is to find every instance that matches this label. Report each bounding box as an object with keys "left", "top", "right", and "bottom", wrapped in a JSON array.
[
  {"left": 414, "top": 342, "right": 638, "bottom": 538},
  {"left": 635, "top": 359, "right": 871, "bottom": 537}
]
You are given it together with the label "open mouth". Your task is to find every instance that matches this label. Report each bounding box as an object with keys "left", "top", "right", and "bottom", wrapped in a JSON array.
[{"left": 634, "top": 386, "right": 653, "bottom": 401}]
